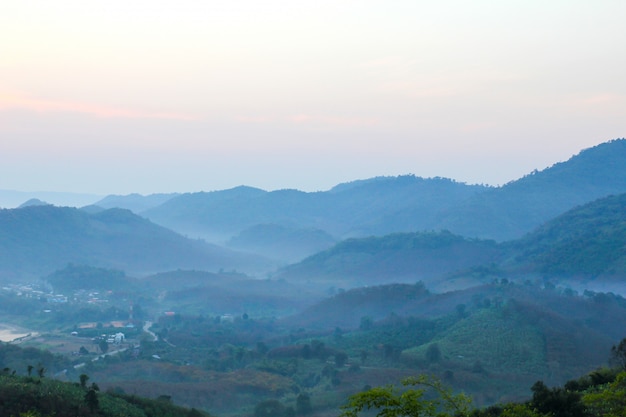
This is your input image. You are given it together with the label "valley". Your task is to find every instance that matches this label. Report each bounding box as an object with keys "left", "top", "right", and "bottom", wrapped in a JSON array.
[{"left": 1, "top": 139, "right": 626, "bottom": 416}]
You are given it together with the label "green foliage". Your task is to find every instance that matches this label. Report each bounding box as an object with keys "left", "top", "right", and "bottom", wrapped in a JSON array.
[
  {"left": 582, "top": 371, "right": 626, "bottom": 416},
  {"left": 530, "top": 380, "right": 586, "bottom": 417},
  {"left": 498, "top": 404, "right": 542, "bottom": 417},
  {"left": 340, "top": 375, "right": 472, "bottom": 417}
]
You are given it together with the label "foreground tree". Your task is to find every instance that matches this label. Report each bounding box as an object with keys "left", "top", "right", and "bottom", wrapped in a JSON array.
[
  {"left": 340, "top": 375, "right": 471, "bottom": 417},
  {"left": 582, "top": 371, "right": 626, "bottom": 416}
]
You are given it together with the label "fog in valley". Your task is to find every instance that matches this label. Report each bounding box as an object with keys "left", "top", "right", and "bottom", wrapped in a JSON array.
[{"left": 1, "top": 140, "right": 626, "bottom": 416}]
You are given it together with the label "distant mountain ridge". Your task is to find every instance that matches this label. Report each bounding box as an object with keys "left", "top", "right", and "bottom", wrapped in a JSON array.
[
  {"left": 431, "top": 138, "right": 626, "bottom": 240},
  {"left": 93, "top": 192, "right": 179, "bottom": 213},
  {"left": 0, "top": 190, "right": 102, "bottom": 209},
  {"left": 114, "top": 139, "right": 626, "bottom": 263},
  {"left": 0, "top": 205, "right": 273, "bottom": 280},
  {"left": 141, "top": 176, "right": 486, "bottom": 243}
]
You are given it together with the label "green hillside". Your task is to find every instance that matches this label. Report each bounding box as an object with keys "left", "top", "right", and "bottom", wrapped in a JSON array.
[
  {"left": 507, "top": 193, "right": 626, "bottom": 277},
  {"left": 278, "top": 231, "right": 502, "bottom": 289},
  {"left": 278, "top": 190, "right": 626, "bottom": 289},
  {"left": 0, "top": 371, "right": 210, "bottom": 417}
]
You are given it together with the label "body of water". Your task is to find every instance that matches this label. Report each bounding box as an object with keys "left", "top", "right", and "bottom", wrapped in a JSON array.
[{"left": 0, "top": 324, "right": 34, "bottom": 342}]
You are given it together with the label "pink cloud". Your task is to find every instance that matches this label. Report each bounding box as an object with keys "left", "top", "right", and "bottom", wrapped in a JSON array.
[
  {"left": 569, "top": 93, "right": 624, "bottom": 106},
  {"left": 288, "top": 114, "right": 381, "bottom": 128},
  {"left": 376, "top": 81, "right": 459, "bottom": 99},
  {"left": 460, "top": 122, "right": 497, "bottom": 133},
  {"left": 0, "top": 91, "right": 197, "bottom": 121},
  {"left": 234, "top": 113, "right": 381, "bottom": 128},
  {"left": 234, "top": 115, "right": 275, "bottom": 123}
]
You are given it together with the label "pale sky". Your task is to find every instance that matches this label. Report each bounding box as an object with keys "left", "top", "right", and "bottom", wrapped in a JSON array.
[{"left": 1, "top": 1, "right": 625, "bottom": 195}]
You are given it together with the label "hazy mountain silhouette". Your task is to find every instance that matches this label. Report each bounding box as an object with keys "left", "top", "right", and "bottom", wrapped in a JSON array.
[
  {"left": 18, "top": 198, "right": 50, "bottom": 208},
  {"left": 141, "top": 177, "right": 486, "bottom": 245},
  {"left": 136, "top": 139, "right": 626, "bottom": 264},
  {"left": 0, "top": 190, "right": 101, "bottom": 209},
  {"left": 0, "top": 205, "right": 273, "bottom": 280},
  {"left": 432, "top": 139, "right": 626, "bottom": 240},
  {"left": 93, "top": 192, "right": 179, "bottom": 213}
]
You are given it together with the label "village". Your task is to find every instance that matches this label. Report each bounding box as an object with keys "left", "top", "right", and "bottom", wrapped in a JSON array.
[{"left": 0, "top": 282, "right": 149, "bottom": 359}]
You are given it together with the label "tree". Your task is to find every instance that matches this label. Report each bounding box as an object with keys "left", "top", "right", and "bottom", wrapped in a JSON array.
[
  {"left": 80, "top": 373, "right": 89, "bottom": 389},
  {"left": 335, "top": 352, "right": 349, "bottom": 368},
  {"left": 256, "top": 341, "right": 269, "bottom": 356},
  {"left": 85, "top": 387, "right": 99, "bottom": 413},
  {"left": 296, "top": 393, "right": 312, "bottom": 415},
  {"left": 360, "top": 349, "right": 369, "bottom": 365},
  {"left": 99, "top": 339, "right": 109, "bottom": 354},
  {"left": 425, "top": 343, "right": 441, "bottom": 363},
  {"left": 360, "top": 316, "right": 374, "bottom": 331},
  {"left": 36, "top": 365, "right": 45, "bottom": 378},
  {"left": 611, "top": 338, "right": 626, "bottom": 369},
  {"left": 340, "top": 375, "right": 471, "bottom": 417},
  {"left": 530, "top": 381, "right": 585, "bottom": 417}
]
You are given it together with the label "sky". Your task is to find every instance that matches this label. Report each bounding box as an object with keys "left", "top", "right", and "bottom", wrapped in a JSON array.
[{"left": 1, "top": 0, "right": 625, "bottom": 196}]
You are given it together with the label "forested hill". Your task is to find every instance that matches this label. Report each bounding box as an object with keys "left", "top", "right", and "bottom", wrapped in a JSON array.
[
  {"left": 134, "top": 140, "right": 626, "bottom": 250},
  {"left": 432, "top": 138, "right": 626, "bottom": 240},
  {"left": 0, "top": 205, "right": 271, "bottom": 280},
  {"left": 0, "top": 364, "right": 210, "bottom": 416},
  {"left": 140, "top": 176, "right": 486, "bottom": 242},
  {"left": 276, "top": 191, "right": 626, "bottom": 289},
  {"left": 506, "top": 192, "right": 626, "bottom": 277},
  {"left": 277, "top": 231, "right": 503, "bottom": 289},
  {"left": 281, "top": 280, "right": 626, "bottom": 387}
]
